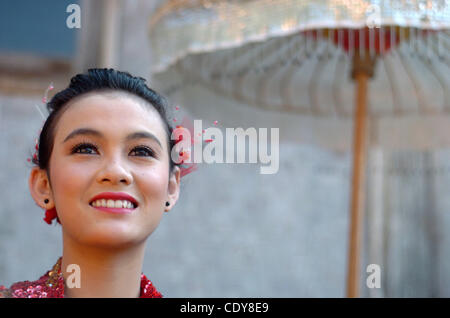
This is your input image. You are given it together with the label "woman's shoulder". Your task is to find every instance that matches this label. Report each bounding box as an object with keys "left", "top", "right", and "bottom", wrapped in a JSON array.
[{"left": 0, "top": 269, "right": 56, "bottom": 298}]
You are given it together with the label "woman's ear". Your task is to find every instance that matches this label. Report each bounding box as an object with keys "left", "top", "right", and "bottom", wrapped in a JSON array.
[
  {"left": 29, "top": 167, "right": 54, "bottom": 209},
  {"left": 165, "top": 166, "right": 181, "bottom": 212}
]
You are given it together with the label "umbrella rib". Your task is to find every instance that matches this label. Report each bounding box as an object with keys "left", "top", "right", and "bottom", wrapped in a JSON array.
[
  {"left": 279, "top": 35, "right": 308, "bottom": 112},
  {"left": 396, "top": 46, "right": 429, "bottom": 116},
  {"left": 428, "top": 34, "right": 450, "bottom": 111},
  {"left": 230, "top": 43, "right": 266, "bottom": 100},
  {"left": 266, "top": 36, "right": 303, "bottom": 110},
  {"left": 415, "top": 39, "right": 449, "bottom": 113},
  {"left": 254, "top": 38, "right": 293, "bottom": 109},
  {"left": 437, "top": 33, "right": 450, "bottom": 66},
  {"left": 381, "top": 53, "right": 403, "bottom": 116},
  {"left": 438, "top": 32, "right": 450, "bottom": 55},
  {"left": 325, "top": 29, "right": 346, "bottom": 118},
  {"left": 332, "top": 53, "right": 347, "bottom": 117},
  {"left": 225, "top": 45, "right": 255, "bottom": 78},
  {"left": 308, "top": 39, "right": 330, "bottom": 115},
  {"left": 255, "top": 44, "right": 275, "bottom": 109}
]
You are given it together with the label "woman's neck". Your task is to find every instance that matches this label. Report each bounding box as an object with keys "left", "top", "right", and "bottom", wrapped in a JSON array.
[{"left": 61, "top": 233, "right": 146, "bottom": 298}]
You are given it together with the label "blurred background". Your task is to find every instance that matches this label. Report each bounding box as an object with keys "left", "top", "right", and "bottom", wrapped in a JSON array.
[{"left": 0, "top": 0, "right": 449, "bottom": 297}]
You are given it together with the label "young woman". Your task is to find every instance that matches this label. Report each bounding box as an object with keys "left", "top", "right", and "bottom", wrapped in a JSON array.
[{"left": 0, "top": 68, "right": 186, "bottom": 298}]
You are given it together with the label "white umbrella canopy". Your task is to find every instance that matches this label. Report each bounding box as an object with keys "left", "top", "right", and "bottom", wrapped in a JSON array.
[
  {"left": 152, "top": 28, "right": 450, "bottom": 150},
  {"left": 148, "top": 0, "right": 450, "bottom": 297}
]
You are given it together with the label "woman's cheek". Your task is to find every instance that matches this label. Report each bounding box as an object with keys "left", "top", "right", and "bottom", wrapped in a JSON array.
[
  {"left": 139, "top": 166, "right": 169, "bottom": 201},
  {"left": 143, "top": 171, "right": 167, "bottom": 194},
  {"left": 58, "top": 162, "right": 88, "bottom": 189},
  {"left": 51, "top": 160, "right": 92, "bottom": 211}
]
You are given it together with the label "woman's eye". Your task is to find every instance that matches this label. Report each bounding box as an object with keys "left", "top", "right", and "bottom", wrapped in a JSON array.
[
  {"left": 70, "top": 143, "right": 154, "bottom": 157},
  {"left": 71, "top": 143, "right": 98, "bottom": 154},
  {"left": 130, "top": 146, "right": 155, "bottom": 157}
]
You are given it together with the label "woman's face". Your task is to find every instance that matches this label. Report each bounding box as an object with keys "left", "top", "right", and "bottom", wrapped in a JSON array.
[{"left": 41, "top": 92, "right": 180, "bottom": 248}]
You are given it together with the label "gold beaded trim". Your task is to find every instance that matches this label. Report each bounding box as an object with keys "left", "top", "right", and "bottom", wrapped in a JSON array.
[{"left": 45, "top": 257, "right": 62, "bottom": 288}]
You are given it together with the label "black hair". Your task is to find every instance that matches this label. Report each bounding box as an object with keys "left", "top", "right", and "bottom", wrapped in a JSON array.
[{"left": 31, "top": 68, "right": 180, "bottom": 177}]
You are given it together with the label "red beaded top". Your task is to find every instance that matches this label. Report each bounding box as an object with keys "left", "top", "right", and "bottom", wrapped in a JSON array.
[{"left": 0, "top": 257, "right": 162, "bottom": 298}]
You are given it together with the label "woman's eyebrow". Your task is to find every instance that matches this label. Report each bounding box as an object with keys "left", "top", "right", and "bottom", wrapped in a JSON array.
[{"left": 62, "top": 128, "right": 162, "bottom": 148}]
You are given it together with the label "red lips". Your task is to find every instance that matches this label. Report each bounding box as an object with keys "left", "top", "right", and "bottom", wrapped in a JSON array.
[{"left": 89, "top": 192, "right": 139, "bottom": 207}]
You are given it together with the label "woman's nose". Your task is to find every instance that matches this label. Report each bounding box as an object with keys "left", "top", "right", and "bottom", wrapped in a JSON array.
[{"left": 96, "top": 157, "right": 133, "bottom": 185}]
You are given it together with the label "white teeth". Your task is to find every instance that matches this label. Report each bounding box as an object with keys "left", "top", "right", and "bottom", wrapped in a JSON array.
[{"left": 91, "top": 199, "right": 135, "bottom": 209}]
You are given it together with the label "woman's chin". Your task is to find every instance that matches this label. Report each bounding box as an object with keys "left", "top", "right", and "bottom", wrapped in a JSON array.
[
  {"left": 85, "top": 234, "right": 143, "bottom": 249},
  {"left": 69, "top": 224, "right": 146, "bottom": 248},
  {"left": 61, "top": 207, "right": 159, "bottom": 248}
]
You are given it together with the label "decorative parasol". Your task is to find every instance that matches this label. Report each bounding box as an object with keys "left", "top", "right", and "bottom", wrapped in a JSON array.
[{"left": 149, "top": 0, "right": 450, "bottom": 297}]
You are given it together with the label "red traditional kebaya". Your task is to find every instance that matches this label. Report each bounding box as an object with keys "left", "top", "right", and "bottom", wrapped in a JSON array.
[{"left": 0, "top": 257, "right": 162, "bottom": 298}]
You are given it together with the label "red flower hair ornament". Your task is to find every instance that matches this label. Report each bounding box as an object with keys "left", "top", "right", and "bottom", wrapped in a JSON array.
[{"left": 172, "top": 115, "right": 199, "bottom": 178}]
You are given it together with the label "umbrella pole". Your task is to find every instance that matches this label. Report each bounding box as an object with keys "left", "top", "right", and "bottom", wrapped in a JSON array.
[{"left": 346, "top": 51, "right": 376, "bottom": 298}]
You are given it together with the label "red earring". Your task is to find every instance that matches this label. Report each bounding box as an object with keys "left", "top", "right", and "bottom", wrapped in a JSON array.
[{"left": 43, "top": 199, "right": 60, "bottom": 225}]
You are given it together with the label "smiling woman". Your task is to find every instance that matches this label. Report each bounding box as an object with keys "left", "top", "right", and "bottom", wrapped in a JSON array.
[{"left": 0, "top": 68, "right": 185, "bottom": 298}]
